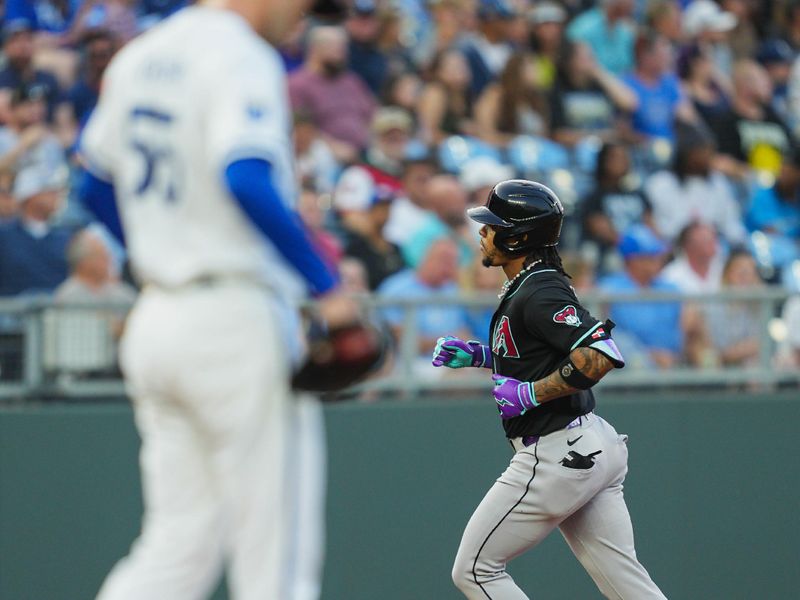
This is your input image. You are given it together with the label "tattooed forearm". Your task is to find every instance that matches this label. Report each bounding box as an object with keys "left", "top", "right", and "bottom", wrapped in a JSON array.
[
  {"left": 532, "top": 348, "right": 614, "bottom": 404},
  {"left": 533, "top": 370, "right": 578, "bottom": 404},
  {"left": 570, "top": 347, "right": 614, "bottom": 380}
]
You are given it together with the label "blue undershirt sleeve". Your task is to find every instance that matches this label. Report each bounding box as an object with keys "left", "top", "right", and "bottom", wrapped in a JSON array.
[
  {"left": 77, "top": 169, "right": 126, "bottom": 246},
  {"left": 224, "top": 158, "right": 338, "bottom": 296}
]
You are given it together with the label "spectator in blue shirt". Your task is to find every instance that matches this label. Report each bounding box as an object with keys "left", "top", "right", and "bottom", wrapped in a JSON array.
[
  {"left": 378, "top": 237, "right": 471, "bottom": 371},
  {"left": 402, "top": 174, "right": 474, "bottom": 269},
  {"left": 0, "top": 165, "right": 73, "bottom": 296},
  {"left": 624, "top": 31, "right": 696, "bottom": 142},
  {"left": 459, "top": 0, "right": 516, "bottom": 97},
  {"left": 745, "top": 155, "right": 800, "bottom": 273},
  {"left": 598, "top": 224, "right": 685, "bottom": 369},
  {"left": 566, "top": 0, "right": 636, "bottom": 76},
  {"left": 0, "top": 20, "right": 64, "bottom": 123}
]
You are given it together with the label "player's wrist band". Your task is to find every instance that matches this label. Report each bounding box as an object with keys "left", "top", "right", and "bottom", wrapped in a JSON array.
[
  {"left": 556, "top": 357, "right": 598, "bottom": 390},
  {"left": 520, "top": 381, "right": 540, "bottom": 409},
  {"left": 471, "top": 344, "right": 493, "bottom": 369}
]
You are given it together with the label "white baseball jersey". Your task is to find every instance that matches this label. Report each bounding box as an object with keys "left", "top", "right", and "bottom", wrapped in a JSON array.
[{"left": 81, "top": 6, "right": 304, "bottom": 301}]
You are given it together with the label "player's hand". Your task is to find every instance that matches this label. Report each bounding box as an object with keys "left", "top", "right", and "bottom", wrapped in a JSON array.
[
  {"left": 431, "top": 336, "right": 491, "bottom": 368},
  {"left": 491, "top": 374, "right": 539, "bottom": 419}
]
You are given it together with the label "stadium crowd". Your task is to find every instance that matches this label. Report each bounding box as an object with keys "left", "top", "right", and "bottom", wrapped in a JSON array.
[{"left": 0, "top": 0, "right": 799, "bottom": 381}]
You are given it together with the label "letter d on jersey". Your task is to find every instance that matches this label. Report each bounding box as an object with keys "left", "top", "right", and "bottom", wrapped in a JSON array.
[{"left": 492, "top": 316, "right": 520, "bottom": 358}]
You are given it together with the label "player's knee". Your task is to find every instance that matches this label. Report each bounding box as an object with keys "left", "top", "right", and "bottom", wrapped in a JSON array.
[{"left": 451, "top": 553, "right": 475, "bottom": 592}]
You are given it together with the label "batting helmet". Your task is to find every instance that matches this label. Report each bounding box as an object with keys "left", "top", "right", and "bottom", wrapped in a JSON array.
[{"left": 467, "top": 179, "right": 564, "bottom": 255}]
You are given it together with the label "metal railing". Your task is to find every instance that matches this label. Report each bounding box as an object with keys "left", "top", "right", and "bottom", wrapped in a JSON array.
[{"left": 0, "top": 287, "right": 797, "bottom": 402}]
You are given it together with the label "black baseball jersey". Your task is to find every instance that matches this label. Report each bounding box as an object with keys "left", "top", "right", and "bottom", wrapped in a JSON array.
[{"left": 489, "top": 265, "right": 624, "bottom": 439}]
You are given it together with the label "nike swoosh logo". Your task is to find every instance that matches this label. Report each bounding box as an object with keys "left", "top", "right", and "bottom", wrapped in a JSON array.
[{"left": 567, "top": 436, "right": 583, "bottom": 446}]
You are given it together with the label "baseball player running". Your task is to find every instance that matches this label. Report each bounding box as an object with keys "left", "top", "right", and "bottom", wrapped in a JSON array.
[
  {"left": 77, "top": 1, "right": 354, "bottom": 599},
  {"left": 432, "top": 180, "right": 667, "bottom": 599}
]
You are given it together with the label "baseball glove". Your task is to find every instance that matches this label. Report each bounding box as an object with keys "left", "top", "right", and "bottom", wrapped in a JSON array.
[{"left": 291, "top": 315, "right": 390, "bottom": 395}]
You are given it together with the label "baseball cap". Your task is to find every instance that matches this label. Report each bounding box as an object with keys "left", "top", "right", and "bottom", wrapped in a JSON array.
[
  {"left": 618, "top": 225, "right": 669, "bottom": 259},
  {"left": 683, "top": 0, "right": 737, "bottom": 37},
  {"left": 371, "top": 107, "right": 413, "bottom": 136},
  {"left": 529, "top": 2, "right": 567, "bottom": 25},
  {"left": 13, "top": 165, "right": 68, "bottom": 202},
  {"left": 756, "top": 39, "right": 795, "bottom": 66},
  {"left": 333, "top": 166, "right": 397, "bottom": 212},
  {"left": 458, "top": 157, "right": 514, "bottom": 193}
]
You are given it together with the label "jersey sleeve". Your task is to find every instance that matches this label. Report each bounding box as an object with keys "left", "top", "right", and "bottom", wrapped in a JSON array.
[
  {"left": 79, "top": 65, "right": 120, "bottom": 182},
  {"left": 523, "top": 282, "right": 625, "bottom": 367},
  {"left": 204, "top": 52, "right": 290, "bottom": 174}
]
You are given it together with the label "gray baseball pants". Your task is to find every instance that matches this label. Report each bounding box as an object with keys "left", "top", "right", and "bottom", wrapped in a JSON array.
[{"left": 452, "top": 413, "right": 667, "bottom": 599}]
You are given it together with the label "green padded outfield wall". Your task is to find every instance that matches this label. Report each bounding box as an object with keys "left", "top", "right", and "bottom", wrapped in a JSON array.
[{"left": 1, "top": 392, "right": 799, "bottom": 599}]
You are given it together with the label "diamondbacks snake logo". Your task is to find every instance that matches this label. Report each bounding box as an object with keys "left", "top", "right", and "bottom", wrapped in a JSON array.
[{"left": 553, "top": 305, "right": 581, "bottom": 327}]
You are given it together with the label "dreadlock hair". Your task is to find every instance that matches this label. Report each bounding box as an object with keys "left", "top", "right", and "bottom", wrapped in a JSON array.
[{"left": 523, "top": 246, "right": 571, "bottom": 278}]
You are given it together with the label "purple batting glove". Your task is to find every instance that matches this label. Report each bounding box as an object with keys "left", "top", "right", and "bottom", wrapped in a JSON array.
[
  {"left": 491, "top": 374, "right": 539, "bottom": 419},
  {"left": 431, "top": 336, "right": 492, "bottom": 368}
]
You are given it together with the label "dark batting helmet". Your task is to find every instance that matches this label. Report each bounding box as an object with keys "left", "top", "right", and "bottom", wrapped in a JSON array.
[{"left": 467, "top": 179, "right": 564, "bottom": 255}]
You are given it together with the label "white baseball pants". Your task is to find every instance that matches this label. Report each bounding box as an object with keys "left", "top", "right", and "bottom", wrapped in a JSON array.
[
  {"left": 452, "top": 413, "right": 667, "bottom": 599},
  {"left": 96, "top": 285, "right": 324, "bottom": 600}
]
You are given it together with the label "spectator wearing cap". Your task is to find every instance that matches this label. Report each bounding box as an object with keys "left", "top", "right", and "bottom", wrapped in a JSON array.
[
  {"left": 335, "top": 181, "right": 405, "bottom": 291},
  {"left": 566, "top": 0, "right": 636, "bottom": 76},
  {"left": 0, "top": 83, "right": 67, "bottom": 178},
  {"left": 474, "top": 51, "right": 549, "bottom": 146},
  {"left": 622, "top": 31, "right": 697, "bottom": 144},
  {"left": 384, "top": 154, "right": 438, "bottom": 246},
  {"left": 417, "top": 48, "right": 477, "bottom": 145},
  {"left": 745, "top": 154, "right": 800, "bottom": 275},
  {"left": 661, "top": 221, "right": 724, "bottom": 294},
  {"left": 550, "top": 41, "right": 638, "bottom": 147},
  {"left": 0, "top": 166, "right": 73, "bottom": 296},
  {"left": 289, "top": 26, "right": 377, "bottom": 160},
  {"left": 0, "top": 20, "right": 65, "bottom": 124},
  {"left": 346, "top": 0, "right": 390, "bottom": 95},
  {"left": 598, "top": 224, "right": 685, "bottom": 369},
  {"left": 678, "top": 43, "right": 731, "bottom": 128},
  {"left": 330, "top": 106, "right": 412, "bottom": 226},
  {"left": 581, "top": 141, "right": 653, "bottom": 274},
  {"left": 402, "top": 174, "right": 474, "bottom": 269},
  {"left": 378, "top": 237, "right": 471, "bottom": 375},
  {"left": 682, "top": 0, "right": 738, "bottom": 78},
  {"left": 458, "top": 0, "right": 517, "bottom": 97},
  {"left": 754, "top": 39, "right": 797, "bottom": 128},
  {"left": 645, "top": 124, "right": 746, "bottom": 244},
  {"left": 707, "top": 60, "right": 794, "bottom": 179},
  {"left": 527, "top": 1, "right": 568, "bottom": 92}
]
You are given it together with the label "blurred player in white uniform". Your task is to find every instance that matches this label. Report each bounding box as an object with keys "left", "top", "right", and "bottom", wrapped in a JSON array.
[{"left": 78, "top": 1, "right": 352, "bottom": 598}]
